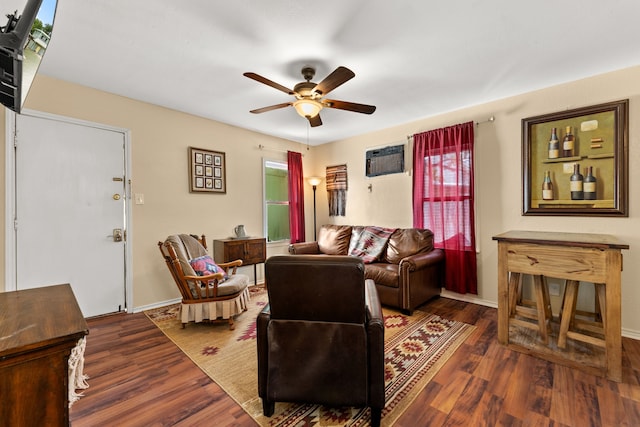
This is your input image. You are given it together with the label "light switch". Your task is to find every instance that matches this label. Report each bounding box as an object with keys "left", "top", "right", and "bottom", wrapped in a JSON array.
[{"left": 135, "top": 193, "right": 144, "bottom": 205}]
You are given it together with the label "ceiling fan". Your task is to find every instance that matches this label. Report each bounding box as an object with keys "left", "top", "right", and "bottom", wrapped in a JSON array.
[{"left": 243, "top": 66, "right": 376, "bottom": 127}]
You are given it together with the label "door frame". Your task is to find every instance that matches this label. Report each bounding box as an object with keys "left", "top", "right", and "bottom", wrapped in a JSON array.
[{"left": 4, "top": 109, "right": 133, "bottom": 312}]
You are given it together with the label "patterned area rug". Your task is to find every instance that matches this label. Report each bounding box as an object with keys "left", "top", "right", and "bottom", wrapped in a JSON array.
[{"left": 145, "top": 287, "right": 475, "bottom": 426}]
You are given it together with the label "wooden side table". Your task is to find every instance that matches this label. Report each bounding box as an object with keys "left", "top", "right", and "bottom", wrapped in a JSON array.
[
  {"left": 493, "top": 230, "right": 628, "bottom": 382},
  {"left": 213, "top": 237, "right": 266, "bottom": 285},
  {"left": 0, "top": 284, "right": 89, "bottom": 426}
]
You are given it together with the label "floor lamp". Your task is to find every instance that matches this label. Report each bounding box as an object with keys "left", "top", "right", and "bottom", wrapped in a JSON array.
[{"left": 307, "top": 176, "right": 323, "bottom": 241}]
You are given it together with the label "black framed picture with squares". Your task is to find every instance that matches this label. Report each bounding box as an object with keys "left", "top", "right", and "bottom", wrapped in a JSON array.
[{"left": 189, "top": 147, "right": 226, "bottom": 193}]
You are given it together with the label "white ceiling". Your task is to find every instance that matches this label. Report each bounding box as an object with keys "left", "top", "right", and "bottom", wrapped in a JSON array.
[{"left": 30, "top": 0, "right": 640, "bottom": 145}]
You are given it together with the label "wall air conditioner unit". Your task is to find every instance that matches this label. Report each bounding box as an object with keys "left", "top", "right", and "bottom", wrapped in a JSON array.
[{"left": 365, "top": 144, "right": 405, "bottom": 177}]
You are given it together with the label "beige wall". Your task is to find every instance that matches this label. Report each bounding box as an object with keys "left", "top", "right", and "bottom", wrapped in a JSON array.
[
  {"left": 2, "top": 65, "right": 639, "bottom": 335},
  {"left": 313, "top": 65, "right": 640, "bottom": 336}
]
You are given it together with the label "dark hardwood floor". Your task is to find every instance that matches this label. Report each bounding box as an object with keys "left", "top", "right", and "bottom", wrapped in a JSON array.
[{"left": 70, "top": 297, "right": 640, "bottom": 426}]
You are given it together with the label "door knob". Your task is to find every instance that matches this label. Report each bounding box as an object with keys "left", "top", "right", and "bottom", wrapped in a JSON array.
[
  {"left": 113, "top": 194, "right": 121, "bottom": 200},
  {"left": 113, "top": 228, "right": 123, "bottom": 242}
]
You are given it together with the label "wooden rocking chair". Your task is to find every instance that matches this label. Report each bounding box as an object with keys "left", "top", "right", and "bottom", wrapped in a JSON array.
[{"left": 158, "top": 234, "right": 250, "bottom": 330}]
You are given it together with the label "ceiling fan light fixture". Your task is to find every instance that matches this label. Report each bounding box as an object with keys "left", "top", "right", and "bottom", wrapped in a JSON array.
[
  {"left": 244, "top": 65, "right": 375, "bottom": 126},
  {"left": 293, "top": 99, "right": 322, "bottom": 118}
]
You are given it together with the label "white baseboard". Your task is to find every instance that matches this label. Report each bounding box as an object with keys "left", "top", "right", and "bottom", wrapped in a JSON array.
[
  {"left": 439, "top": 289, "right": 498, "bottom": 309},
  {"left": 132, "top": 297, "right": 181, "bottom": 313},
  {"left": 622, "top": 328, "right": 640, "bottom": 340}
]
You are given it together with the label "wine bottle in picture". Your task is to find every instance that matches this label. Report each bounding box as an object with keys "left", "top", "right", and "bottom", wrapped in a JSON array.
[
  {"left": 570, "top": 163, "right": 583, "bottom": 200},
  {"left": 548, "top": 127, "right": 559, "bottom": 159},
  {"left": 542, "top": 170, "right": 553, "bottom": 200},
  {"left": 583, "top": 166, "right": 597, "bottom": 200},
  {"left": 562, "top": 126, "right": 575, "bottom": 157}
]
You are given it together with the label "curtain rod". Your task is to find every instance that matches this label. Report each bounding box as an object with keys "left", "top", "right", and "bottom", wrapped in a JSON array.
[
  {"left": 475, "top": 116, "right": 495, "bottom": 126},
  {"left": 257, "top": 144, "right": 304, "bottom": 156},
  {"left": 406, "top": 116, "right": 496, "bottom": 139}
]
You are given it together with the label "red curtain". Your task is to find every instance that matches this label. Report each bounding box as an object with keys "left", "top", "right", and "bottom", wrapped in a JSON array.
[
  {"left": 287, "top": 151, "right": 305, "bottom": 243},
  {"left": 412, "top": 121, "right": 477, "bottom": 294}
]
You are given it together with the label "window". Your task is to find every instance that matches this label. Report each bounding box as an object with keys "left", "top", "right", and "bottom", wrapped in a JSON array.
[
  {"left": 264, "top": 160, "right": 290, "bottom": 242},
  {"left": 421, "top": 149, "right": 474, "bottom": 247}
]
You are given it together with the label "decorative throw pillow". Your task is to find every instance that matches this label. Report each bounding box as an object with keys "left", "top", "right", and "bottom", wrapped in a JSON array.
[
  {"left": 348, "top": 226, "right": 365, "bottom": 254},
  {"left": 348, "top": 226, "right": 396, "bottom": 263},
  {"left": 189, "top": 255, "right": 227, "bottom": 282}
]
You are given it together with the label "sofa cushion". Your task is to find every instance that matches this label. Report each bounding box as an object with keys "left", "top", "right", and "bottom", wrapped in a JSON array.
[
  {"left": 365, "top": 263, "right": 399, "bottom": 288},
  {"left": 385, "top": 228, "right": 434, "bottom": 264},
  {"left": 318, "top": 225, "right": 352, "bottom": 255},
  {"left": 205, "top": 273, "right": 249, "bottom": 297}
]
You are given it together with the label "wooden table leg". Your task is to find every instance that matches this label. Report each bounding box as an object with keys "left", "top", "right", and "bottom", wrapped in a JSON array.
[
  {"left": 605, "top": 251, "right": 622, "bottom": 382},
  {"left": 497, "top": 242, "right": 509, "bottom": 345},
  {"left": 595, "top": 284, "right": 606, "bottom": 328},
  {"left": 508, "top": 272, "right": 521, "bottom": 317},
  {"left": 533, "top": 275, "right": 550, "bottom": 344},
  {"left": 558, "top": 280, "right": 579, "bottom": 349}
]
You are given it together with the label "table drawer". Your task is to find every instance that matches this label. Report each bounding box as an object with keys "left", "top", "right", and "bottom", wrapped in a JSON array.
[{"left": 505, "top": 242, "right": 608, "bottom": 282}]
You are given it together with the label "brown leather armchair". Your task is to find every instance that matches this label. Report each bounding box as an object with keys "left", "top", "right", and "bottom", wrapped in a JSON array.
[{"left": 257, "top": 255, "right": 385, "bottom": 427}]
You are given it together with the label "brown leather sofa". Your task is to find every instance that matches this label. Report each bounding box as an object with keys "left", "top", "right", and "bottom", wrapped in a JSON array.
[
  {"left": 257, "top": 255, "right": 385, "bottom": 426},
  {"left": 289, "top": 224, "right": 444, "bottom": 314}
]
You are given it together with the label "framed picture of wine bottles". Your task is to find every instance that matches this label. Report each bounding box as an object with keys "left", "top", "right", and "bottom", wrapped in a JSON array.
[{"left": 522, "top": 99, "right": 628, "bottom": 216}]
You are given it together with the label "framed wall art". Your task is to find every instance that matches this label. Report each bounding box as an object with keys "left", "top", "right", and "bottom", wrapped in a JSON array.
[
  {"left": 189, "top": 147, "right": 226, "bottom": 193},
  {"left": 522, "top": 99, "right": 628, "bottom": 216}
]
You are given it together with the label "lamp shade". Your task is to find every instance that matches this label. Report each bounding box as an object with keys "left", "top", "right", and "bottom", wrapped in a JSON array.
[
  {"left": 293, "top": 99, "right": 322, "bottom": 118},
  {"left": 307, "top": 176, "right": 323, "bottom": 187}
]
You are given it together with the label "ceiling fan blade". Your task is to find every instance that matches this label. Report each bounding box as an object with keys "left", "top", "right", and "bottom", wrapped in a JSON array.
[
  {"left": 249, "top": 102, "right": 292, "bottom": 114},
  {"left": 244, "top": 72, "right": 295, "bottom": 95},
  {"left": 312, "top": 66, "right": 355, "bottom": 96},
  {"left": 308, "top": 114, "right": 323, "bottom": 127},
  {"left": 323, "top": 99, "right": 376, "bottom": 114}
]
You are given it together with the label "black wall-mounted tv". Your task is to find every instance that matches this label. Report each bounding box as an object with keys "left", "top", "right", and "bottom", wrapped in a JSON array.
[{"left": 0, "top": 0, "right": 57, "bottom": 114}]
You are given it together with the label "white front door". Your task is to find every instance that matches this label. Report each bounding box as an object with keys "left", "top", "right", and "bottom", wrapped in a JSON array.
[{"left": 11, "top": 112, "right": 129, "bottom": 317}]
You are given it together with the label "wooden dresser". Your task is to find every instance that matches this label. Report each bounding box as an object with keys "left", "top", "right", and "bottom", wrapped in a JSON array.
[
  {"left": 0, "top": 284, "right": 88, "bottom": 426},
  {"left": 213, "top": 237, "right": 267, "bottom": 285}
]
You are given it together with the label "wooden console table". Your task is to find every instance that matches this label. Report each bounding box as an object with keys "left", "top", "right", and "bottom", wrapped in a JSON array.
[
  {"left": 493, "top": 230, "right": 628, "bottom": 382},
  {"left": 0, "top": 284, "right": 88, "bottom": 426},
  {"left": 213, "top": 237, "right": 266, "bottom": 285}
]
